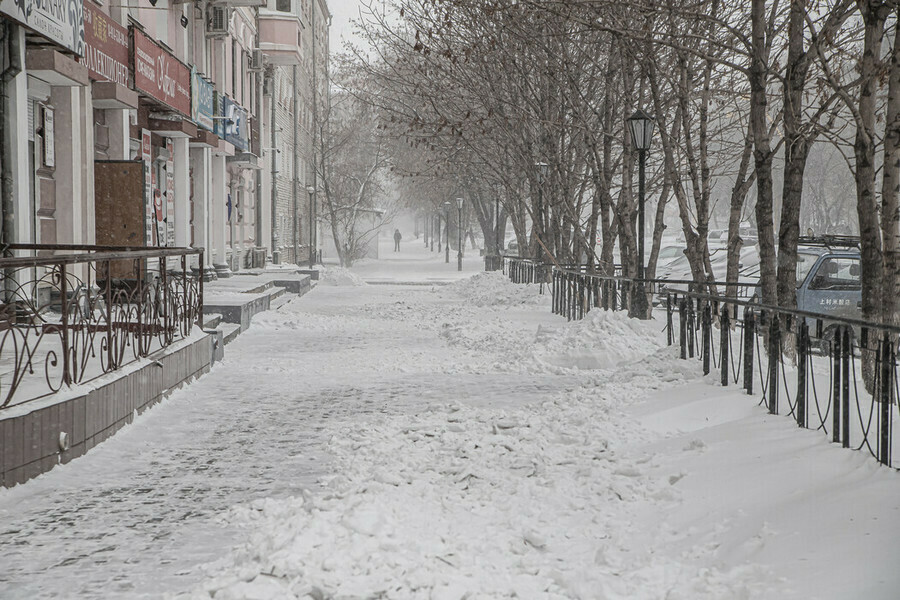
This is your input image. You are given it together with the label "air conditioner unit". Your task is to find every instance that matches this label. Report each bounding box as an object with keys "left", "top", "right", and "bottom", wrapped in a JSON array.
[
  {"left": 249, "top": 49, "right": 264, "bottom": 72},
  {"left": 206, "top": 6, "right": 229, "bottom": 38}
]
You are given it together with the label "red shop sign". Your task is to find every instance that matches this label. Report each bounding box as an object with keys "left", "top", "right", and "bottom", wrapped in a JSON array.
[
  {"left": 80, "top": 3, "right": 129, "bottom": 86},
  {"left": 131, "top": 27, "right": 191, "bottom": 116}
]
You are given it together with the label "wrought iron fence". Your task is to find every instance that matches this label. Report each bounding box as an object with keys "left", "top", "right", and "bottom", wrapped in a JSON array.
[
  {"left": 502, "top": 257, "right": 551, "bottom": 286},
  {"left": 545, "top": 267, "right": 899, "bottom": 468},
  {"left": 0, "top": 244, "right": 204, "bottom": 410}
]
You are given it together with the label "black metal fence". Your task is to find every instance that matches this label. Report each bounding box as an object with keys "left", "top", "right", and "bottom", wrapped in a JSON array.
[
  {"left": 0, "top": 244, "right": 204, "bottom": 409},
  {"left": 543, "top": 266, "right": 899, "bottom": 468},
  {"left": 502, "top": 257, "right": 551, "bottom": 285}
]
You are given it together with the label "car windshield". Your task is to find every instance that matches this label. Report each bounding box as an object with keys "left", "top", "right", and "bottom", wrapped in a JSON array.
[
  {"left": 808, "top": 257, "right": 861, "bottom": 291},
  {"left": 796, "top": 253, "right": 818, "bottom": 286}
]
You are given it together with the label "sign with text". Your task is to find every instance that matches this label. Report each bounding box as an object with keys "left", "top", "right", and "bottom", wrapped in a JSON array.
[
  {"left": 165, "top": 138, "right": 175, "bottom": 247},
  {"left": 221, "top": 96, "right": 248, "bottom": 152},
  {"left": 191, "top": 68, "right": 215, "bottom": 132},
  {"left": 131, "top": 27, "right": 190, "bottom": 116},
  {"left": 80, "top": 3, "right": 128, "bottom": 85},
  {"left": 0, "top": 0, "right": 84, "bottom": 55},
  {"left": 141, "top": 129, "right": 153, "bottom": 246}
]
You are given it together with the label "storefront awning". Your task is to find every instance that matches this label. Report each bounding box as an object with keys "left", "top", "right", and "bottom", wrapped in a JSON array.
[
  {"left": 148, "top": 116, "right": 199, "bottom": 139},
  {"left": 227, "top": 152, "right": 262, "bottom": 170},
  {"left": 92, "top": 81, "right": 139, "bottom": 110},
  {"left": 26, "top": 49, "right": 89, "bottom": 87},
  {"left": 190, "top": 130, "right": 220, "bottom": 149}
]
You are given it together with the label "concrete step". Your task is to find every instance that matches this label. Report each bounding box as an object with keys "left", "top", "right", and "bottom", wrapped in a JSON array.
[
  {"left": 203, "top": 313, "right": 223, "bottom": 329},
  {"left": 270, "top": 292, "right": 294, "bottom": 310},
  {"left": 218, "top": 322, "right": 242, "bottom": 346},
  {"left": 244, "top": 280, "right": 275, "bottom": 295}
]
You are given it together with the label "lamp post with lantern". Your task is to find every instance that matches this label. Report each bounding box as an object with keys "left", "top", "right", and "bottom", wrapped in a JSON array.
[
  {"left": 456, "top": 197, "right": 464, "bottom": 271},
  {"left": 534, "top": 161, "right": 549, "bottom": 261},
  {"left": 307, "top": 185, "right": 316, "bottom": 268},
  {"left": 442, "top": 200, "right": 451, "bottom": 263},
  {"left": 626, "top": 109, "right": 656, "bottom": 319}
]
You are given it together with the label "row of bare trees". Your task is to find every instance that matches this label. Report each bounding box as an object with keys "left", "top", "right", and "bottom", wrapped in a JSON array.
[{"left": 331, "top": 0, "right": 899, "bottom": 325}]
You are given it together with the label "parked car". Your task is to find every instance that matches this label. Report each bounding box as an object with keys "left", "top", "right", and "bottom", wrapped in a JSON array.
[
  {"left": 502, "top": 239, "right": 520, "bottom": 257},
  {"left": 793, "top": 239, "right": 861, "bottom": 320},
  {"left": 749, "top": 237, "right": 862, "bottom": 346}
]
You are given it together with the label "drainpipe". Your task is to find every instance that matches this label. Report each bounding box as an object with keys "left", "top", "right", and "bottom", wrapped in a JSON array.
[
  {"left": 266, "top": 68, "right": 278, "bottom": 261},
  {"left": 254, "top": 32, "right": 263, "bottom": 260},
  {"left": 309, "top": 1, "right": 316, "bottom": 268},
  {"left": 1, "top": 20, "right": 22, "bottom": 250},
  {"left": 292, "top": 64, "right": 298, "bottom": 264}
]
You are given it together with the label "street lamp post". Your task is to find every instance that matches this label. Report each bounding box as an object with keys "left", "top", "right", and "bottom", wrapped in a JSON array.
[
  {"left": 626, "top": 108, "right": 656, "bottom": 320},
  {"left": 442, "top": 200, "right": 452, "bottom": 263},
  {"left": 436, "top": 211, "right": 441, "bottom": 253},
  {"left": 535, "top": 162, "right": 549, "bottom": 262},
  {"left": 456, "top": 197, "right": 464, "bottom": 271},
  {"left": 307, "top": 185, "right": 316, "bottom": 268}
]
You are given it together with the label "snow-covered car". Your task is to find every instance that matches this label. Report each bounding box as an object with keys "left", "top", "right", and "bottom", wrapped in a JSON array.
[{"left": 502, "top": 239, "right": 519, "bottom": 257}]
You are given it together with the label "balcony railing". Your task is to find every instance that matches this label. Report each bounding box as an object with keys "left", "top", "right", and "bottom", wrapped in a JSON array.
[{"left": 0, "top": 244, "right": 204, "bottom": 410}]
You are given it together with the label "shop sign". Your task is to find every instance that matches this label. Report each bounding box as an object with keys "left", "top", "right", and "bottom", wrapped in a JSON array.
[
  {"left": 191, "top": 68, "right": 214, "bottom": 132},
  {"left": 132, "top": 27, "right": 190, "bottom": 116},
  {"left": 213, "top": 91, "right": 225, "bottom": 139},
  {"left": 42, "top": 106, "right": 54, "bottom": 168},
  {"left": 221, "top": 96, "right": 248, "bottom": 152},
  {"left": 80, "top": 3, "right": 128, "bottom": 86},
  {"left": 141, "top": 129, "right": 153, "bottom": 246},
  {"left": 165, "top": 138, "right": 175, "bottom": 247},
  {"left": 0, "top": 0, "right": 85, "bottom": 56}
]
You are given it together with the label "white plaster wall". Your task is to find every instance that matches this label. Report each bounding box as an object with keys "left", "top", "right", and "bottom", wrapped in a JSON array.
[
  {"left": 211, "top": 153, "right": 227, "bottom": 266},
  {"left": 190, "top": 147, "right": 211, "bottom": 269},
  {"left": 10, "top": 30, "right": 30, "bottom": 245},
  {"left": 173, "top": 137, "right": 190, "bottom": 249},
  {"left": 50, "top": 86, "right": 81, "bottom": 245},
  {"left": 80, "top": 86, "right": 94, "bottom": 245}
]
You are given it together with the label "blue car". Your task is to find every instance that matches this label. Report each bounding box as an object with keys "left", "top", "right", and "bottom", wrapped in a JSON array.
[
  {"left": 795, "top": 244, "right": 861, "bottom": 320},
  {"left": 750, "top": 236, "right": 861, "bottom": 346}
]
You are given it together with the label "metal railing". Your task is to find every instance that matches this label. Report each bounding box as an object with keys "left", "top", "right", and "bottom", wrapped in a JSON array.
[
  {"left": 543, "top": 266, "right": 899, "bottom": 468},
  {"left": 502, "top": 257, "right": 551, "bottom": 285},
  {"left": 0, "top": 244, "right": 204, "bottom": 410}
]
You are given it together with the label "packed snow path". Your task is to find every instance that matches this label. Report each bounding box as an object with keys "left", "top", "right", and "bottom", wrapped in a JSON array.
[{"left": 0, "top": 244, "right": 898, "bottom": 599}]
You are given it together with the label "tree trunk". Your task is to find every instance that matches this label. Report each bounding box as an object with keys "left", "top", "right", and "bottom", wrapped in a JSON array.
[
  {"left": 777, "top": 0, "right": 812, "bottom": 310},
  {"left": 881, "top": 8, "right": 900, "bottom": 326},
  {"left": 726, "top": 123, "right": 755, "bottom": 298},
  {"left": 749, "top": 0, "right": 778, "bottom": 306},
  {"left": 855, "top": 0, "right": 887, "bottom": 326}
]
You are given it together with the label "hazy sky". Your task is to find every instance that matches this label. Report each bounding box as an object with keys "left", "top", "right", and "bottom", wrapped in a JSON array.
[{"left": 328, "top": 0, "right": 368, "bottom": 55}]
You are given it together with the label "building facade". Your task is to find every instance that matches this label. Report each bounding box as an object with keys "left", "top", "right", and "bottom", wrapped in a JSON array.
[
  {"left": 259, "top": 0, "right": 328, "bottom": 265},
  {"left": 0, "top": 0, "right": 329, "bottom": 277}
]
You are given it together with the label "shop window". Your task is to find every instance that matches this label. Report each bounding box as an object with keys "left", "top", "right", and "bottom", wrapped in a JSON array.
[{"left": 276, "top": 0, "right": 291, "bottom": 12}]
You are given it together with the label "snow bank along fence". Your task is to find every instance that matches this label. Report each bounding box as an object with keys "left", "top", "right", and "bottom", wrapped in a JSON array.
[
  {"left": 546, "top": 267, "right": 900, "bottom": 468},
  {"left": 0, "top": 244, "right": 204, "bottom": 410}
]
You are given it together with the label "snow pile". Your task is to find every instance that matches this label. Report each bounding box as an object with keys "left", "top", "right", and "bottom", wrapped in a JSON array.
[
  {"left": 183, "top": 362, "right": 769, "bottom": 600},
  {"left": 444, "top": 272, "right": 549, "bottom": 307},
  {"left": 317, "top": 266, "right": 367, "bottom": 287},
  {"left": 533, "top": 309, "right": 667, "bottom": 370}
]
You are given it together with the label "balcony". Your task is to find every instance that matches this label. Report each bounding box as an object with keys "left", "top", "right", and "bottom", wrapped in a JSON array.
[
  {"left": 258, "top": 10, "right": 303, "bottom": 65},
  {"left": 209, "top": 0, "right": 266, "bottom": 7}
]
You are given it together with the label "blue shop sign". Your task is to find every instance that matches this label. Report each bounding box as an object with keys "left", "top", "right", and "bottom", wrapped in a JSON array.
[
  {"left": 191, "top": 69, "right": 215, "bottom": 132},
  {"left": 222, "top": 96, "right": 249, "bottom": 152}
]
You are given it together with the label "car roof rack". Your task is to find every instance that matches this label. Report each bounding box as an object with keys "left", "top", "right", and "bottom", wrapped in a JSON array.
[{"left": 797, "top": 235, "right": 860, "bottom": 249}]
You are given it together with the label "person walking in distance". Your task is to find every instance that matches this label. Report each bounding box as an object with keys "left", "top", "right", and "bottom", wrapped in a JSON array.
[{"left": 394, "top": 229, "right": 402, "bottom": 252}]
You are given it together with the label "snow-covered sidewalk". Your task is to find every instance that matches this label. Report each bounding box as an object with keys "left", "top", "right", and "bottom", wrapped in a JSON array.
[{"left": 0, "top": 250, "right": 897, "bottom": 599}]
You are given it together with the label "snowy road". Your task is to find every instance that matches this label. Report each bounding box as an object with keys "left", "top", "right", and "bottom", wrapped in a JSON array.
[{"left": 1, "top": 247, "right": 898, "bottom": 599}]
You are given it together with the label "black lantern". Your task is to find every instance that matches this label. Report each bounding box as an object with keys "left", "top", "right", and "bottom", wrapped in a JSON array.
[{"left": 627, "top": 109, "right": 656, "bottom": 151}]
